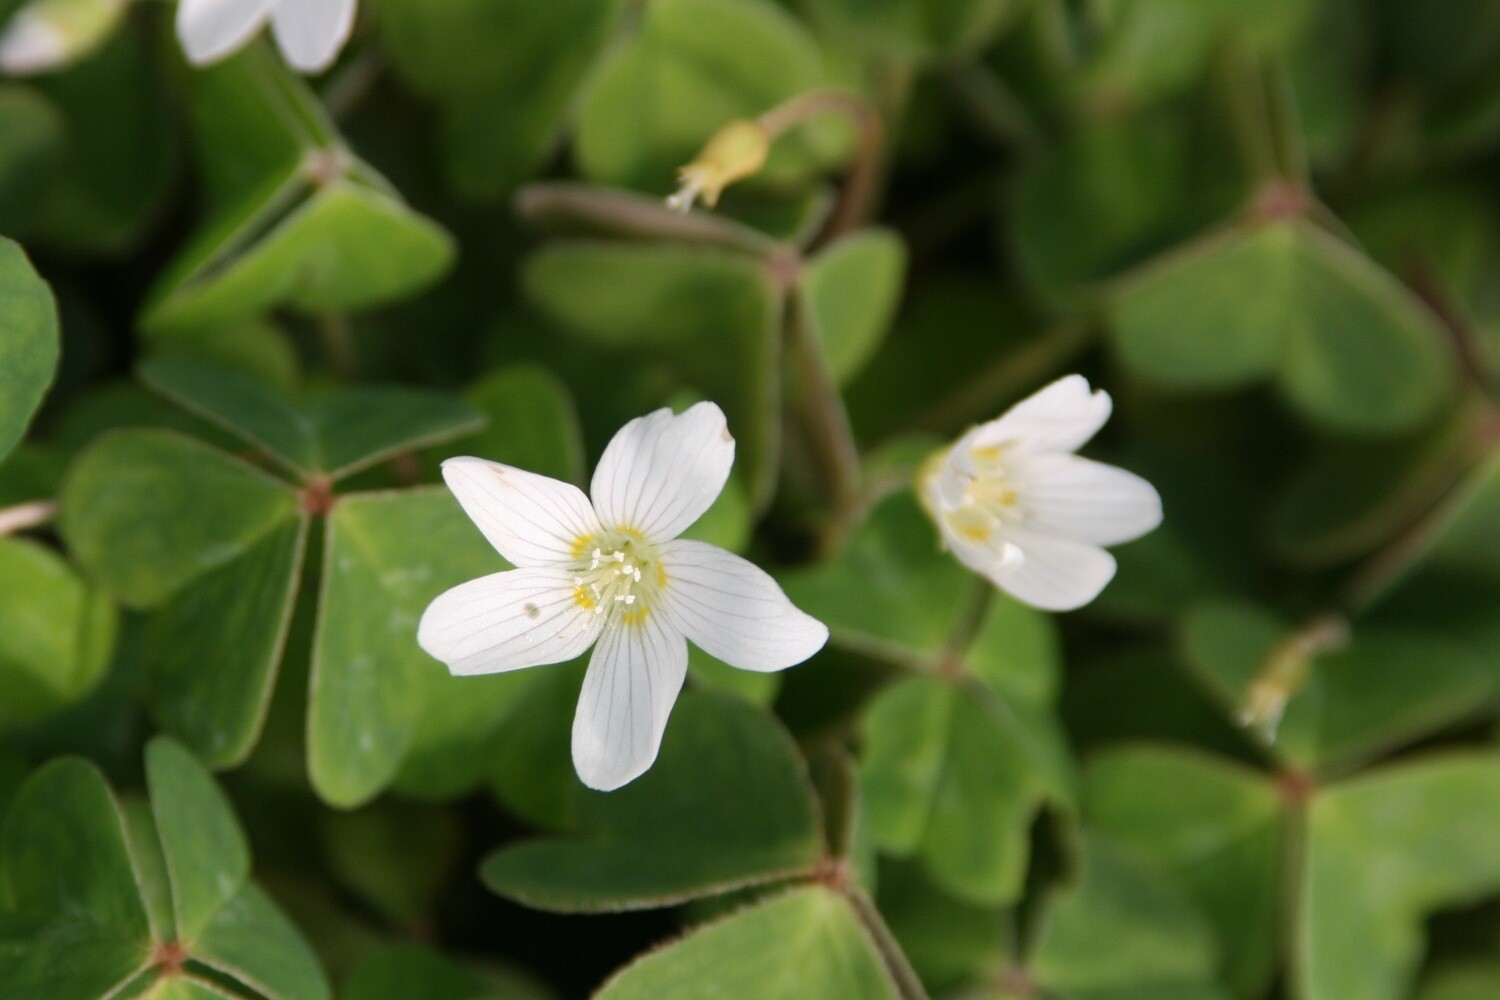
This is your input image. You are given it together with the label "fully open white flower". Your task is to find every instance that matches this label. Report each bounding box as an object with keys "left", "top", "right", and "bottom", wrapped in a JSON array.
[
  {"left": 418, "top": 402, "right": 828, "bottom": 791},
  {"left": 921, "top": 375, "right": 1162, "bottom": 612},
  {"left": 177, "top": 0, "right": 355, "bottom": 73}
]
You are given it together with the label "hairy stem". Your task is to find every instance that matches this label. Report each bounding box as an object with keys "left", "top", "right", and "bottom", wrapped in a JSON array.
[
  {"left": 757, "top": 89, "right": 886, "bottom": 246},
  {"left": 844, "top": 885, "right": 932, "bottom": 1000},
  {"left": 516, "top": 183, "right": 778, "bottom": 256},
  {"left": 786, "top": 293, "right": 865, "bottom": 554}
]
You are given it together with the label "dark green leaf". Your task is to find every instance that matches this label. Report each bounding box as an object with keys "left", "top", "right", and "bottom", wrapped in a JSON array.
[
  {"left": 0, "top": 237, "right": 58, "bottom": 462},
  {"left": 147, "top": 516, "right": 309, "bottom": 767},
  {"left": 481, "top": 691, "right": 822, "bottom": 911}
]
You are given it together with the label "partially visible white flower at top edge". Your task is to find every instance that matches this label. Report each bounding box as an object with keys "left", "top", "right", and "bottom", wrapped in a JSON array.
[
  {"left": 417, "top": 402, "right": 829, "bottom": 792},
  {"left": 176, "top": 0, "right": 356, "bottom": 74},
  {"left": 0, "top": 0, "right": 127, "bottom": 76},
  {"left": 920, "top": 375, "right": 1163, "bottom": 613}
]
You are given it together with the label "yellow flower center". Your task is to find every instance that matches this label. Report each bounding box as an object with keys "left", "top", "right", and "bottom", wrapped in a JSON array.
[
  {"left": 948, "top": 444, "right": 1022, "bottom": 543},
  {"left": 569, "top": 528, "right": 666, "bottom": 626}
]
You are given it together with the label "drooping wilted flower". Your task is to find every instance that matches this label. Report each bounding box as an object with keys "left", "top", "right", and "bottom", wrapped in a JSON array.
[
  {"left": 177, "top": 0, "right": 356, "bottom": 74},
  {"left": 921, "top": 375, "right": 1163, "bottom": 612},
  {"left": 419, "top": 402, "right": 828, "bottom": 791}
]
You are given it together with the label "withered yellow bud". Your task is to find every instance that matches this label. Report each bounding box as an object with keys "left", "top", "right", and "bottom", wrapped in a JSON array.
[{"left": 665, "top": 119, "right": 770, "bottom": 213}]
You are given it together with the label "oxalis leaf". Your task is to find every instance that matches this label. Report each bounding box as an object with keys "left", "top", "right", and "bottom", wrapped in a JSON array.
[
  {"left": 1110, "top": 219, "right": 1455, "bottom": 435},
  {"left": 309, "top": 488, "right": 519, "bottom": 808},
  {"left": 1180, "top": 600, "right": 1493, "bottom": 772},
  {"left": 0, "top": 737, "right": 328, "bottom": 1000},
  {"left": 481, "top": 691, "right": 824, "bottom": 912},
  {"left": 139, "top": 357, "right": 484, "bottom": 481},
  {"left": 0, "top": 237, "right": 58, "bottom": 464},
  {"left": 593, "top": 886, "right": 901, "bottom": 999}
]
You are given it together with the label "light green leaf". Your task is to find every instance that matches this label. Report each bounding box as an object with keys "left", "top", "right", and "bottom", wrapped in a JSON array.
[
  {"left": 143, "top": 738, "right": 250, "bottom": 944},
  {"left": 1030, "top": 835, "right": 1226, "bottom": 999},
  {"left": 1298, "top": 754, "right": 1500, "bottom": 1000},
  {"left": 801, "top": 229, "right": 907, "bottom": 385},
  {"left": 142, "top": 167, "right": 455, "bottom": 337},
  {"left": 0, "top": 537, "right": 116, "bottom": 725},
  {"left": 0, "top": 237, "right": 58, "bottom": 463},
  {"left": 594, "top": 886, "right": 900, "bottom": 999},
  {"left": 1112, "top": 220, "right": 1454, "bottom": 434},
  {"left": 1085, "top": 746, "right": 1284, "bottom": 998},
  {"left": 481, "top": 691, "right": 822, "bottom": 912},
  {"left": 1180, "top": 601, "right": 1493, "bottom": 770},
  {"left": 309, "top": 488, "right": 513, "bottom": 807},
  {"left": 190, "top": 884, "right": 331, "bottom": 1000},
  {"left": 59, "top": 428, "right": 299, "bottom": 610},
  {"left": 858, "top": 675, "right": 1047, "bottom": 905},
  {"left": 179, "top": 41, "right": 338, "bottom": 210}
]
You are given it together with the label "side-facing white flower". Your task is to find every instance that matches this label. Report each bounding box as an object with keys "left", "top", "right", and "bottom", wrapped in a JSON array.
[
  {"left": 921, "top": 375, "right": 1162, "bottom": 612},
  {"left": 418, "top": 402, "right": 829, "bottom": 791},
  {"left": 177, "top": 0, "right": 355, "bottom": 74}
]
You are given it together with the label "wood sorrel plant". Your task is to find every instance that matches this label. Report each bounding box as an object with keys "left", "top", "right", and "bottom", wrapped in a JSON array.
[{"left": 2, "top": 1, "right": 1500, "bottom": 999}]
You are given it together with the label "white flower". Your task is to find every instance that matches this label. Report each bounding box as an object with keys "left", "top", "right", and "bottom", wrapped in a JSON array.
[
  {"left": 921, "top": 375, "right": 1163, "bottom": 612},
  {"left": 418, "top": 402, "right": 828, "bottom": 792},
  {"left": 177, "top": 0, "right": 356, "bottom": 74},
  {"left": 0, "top": 0, "right": 127, "bottom": 76}
]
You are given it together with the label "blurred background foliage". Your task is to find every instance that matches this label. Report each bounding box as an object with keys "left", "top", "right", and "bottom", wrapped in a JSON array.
[{"left": 1, "top": 0, "right": 1500, "bottom": 998}]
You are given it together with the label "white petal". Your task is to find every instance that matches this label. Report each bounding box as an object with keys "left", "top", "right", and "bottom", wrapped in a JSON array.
[
  {"left": 590, "top": 402, "right": 734, "bottom": 543},
  {"left": 442, "top": 457, "right": 600, "bottom": 568},
  {"left": 1013, "top": 453, "right": 1163, "bottom": 546},
  {"left": 0, "top": 11, "right": 66, "bottom": 75},
  {"left": 659, "top": 540, "right": 828, "bottom": 673},
  {"left": 270, "top": 0, "right": 355, "bottom": 72},
  {"left": 176, "top": 0, "right": 275, "bottom": 67},
  {"left": 944, "top": 529, "right": 1024, "bottom": 582},
  {"left": 974, "top": 375, "right": 1112, "bottom": 456},
  {"left": 417, "top": 567, "right": 603, "bottom": 676},
  {"left": 992, "top": 528, "right": 1117, "bottom": 612},
  {"left": 571, "top": 616, "right": 687, "bottom": 791}
]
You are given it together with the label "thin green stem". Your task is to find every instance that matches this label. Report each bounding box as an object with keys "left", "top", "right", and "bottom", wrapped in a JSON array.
[
  {"left": 843, "top": 885, "right": 932, "bottom": 1000},
  {"left": 785, "top": 291, "right": 865, "bottom": 555},
  {"left": 936, "top": 579, "right": 993, "bottom": 679},
  {"left": 515, "top": 182, "right": 779, "bottom": 257}
]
